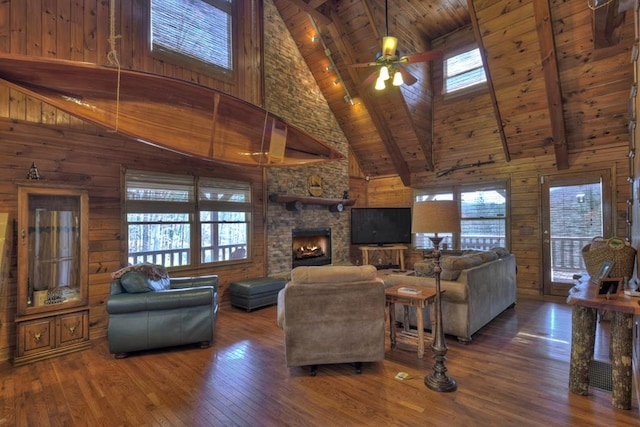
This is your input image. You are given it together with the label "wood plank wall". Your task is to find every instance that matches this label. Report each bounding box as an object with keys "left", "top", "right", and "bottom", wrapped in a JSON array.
[
  {"left": 0, "top": 117, "right": 267, "bottom": 361},
  {"left": 0, "top": 0, "right": 266, "bottom": 361},
  {"left": 352, "top": 6, "right": 636, "bottom": 298}
]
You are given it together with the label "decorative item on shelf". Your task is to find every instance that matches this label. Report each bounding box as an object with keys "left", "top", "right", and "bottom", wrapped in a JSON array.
[
  {"left": 343, "top": 190, "right": 349, "bottom": 199},
  {"left": 269, "top": 194, "right": 356, "bottom": 212},
  {"left": 27, "top": 162, "right": 41, "bottom": 180},
  {"left": 329, "top": 202, "right": 344, "bottom": 212},
  {"left": 412, "top": 200, "right": 460, "bottom": 393},
  {"left": 44, "top": 288, "right": 65, "bottom": 305},
  {"left": 596, "top": 277, "right": 622, "bottom": 299},
  {"left": 307, "top": 175, "right": 323, "bottom": 197},
  {"left": 582, "top": 237, "right": 636, "bottom": 280}
]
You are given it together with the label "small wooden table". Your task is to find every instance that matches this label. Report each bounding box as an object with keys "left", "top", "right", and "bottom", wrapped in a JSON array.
[
  {"left": 385, "top": 285, "right": 437, "bottom": 359},
  {"left": 566, "top": 280, "right": 639, "bottom": 409}
]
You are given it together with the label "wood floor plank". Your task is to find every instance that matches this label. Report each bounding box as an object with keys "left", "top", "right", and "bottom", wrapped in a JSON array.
[{"left": 0, "top": 297, "right": 638, "bottom": 426}]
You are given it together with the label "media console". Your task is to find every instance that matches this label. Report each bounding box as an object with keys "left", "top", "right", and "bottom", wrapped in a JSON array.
[{"left": 359, "top": 245, "right": 407, "bottom": 270}]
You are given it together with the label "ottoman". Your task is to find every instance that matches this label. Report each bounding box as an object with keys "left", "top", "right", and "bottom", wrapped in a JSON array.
[{"left": 229, "top": 277, "right": 286, "bottom": 311}]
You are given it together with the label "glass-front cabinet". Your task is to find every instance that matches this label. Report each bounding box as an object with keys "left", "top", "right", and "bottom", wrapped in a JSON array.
[{"left": 14, "top": 184, "right": 90, "bottom": 366}]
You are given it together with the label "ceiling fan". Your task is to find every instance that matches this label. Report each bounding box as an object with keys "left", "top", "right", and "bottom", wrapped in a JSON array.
[{"left": 346, "top": 0, "right": 443, "bottom": 90}]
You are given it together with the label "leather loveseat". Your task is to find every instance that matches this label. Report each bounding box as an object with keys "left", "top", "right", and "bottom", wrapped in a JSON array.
[{"left": 106, "top": 265, "right": 218, "bottom": 358}]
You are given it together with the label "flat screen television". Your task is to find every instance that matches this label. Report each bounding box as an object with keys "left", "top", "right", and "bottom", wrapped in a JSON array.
[{"left": 350, "top": 207, "right": 412, "bottom": 246}]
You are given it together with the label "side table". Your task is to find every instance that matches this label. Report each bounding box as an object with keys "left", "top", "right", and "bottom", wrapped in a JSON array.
[
  {"left": 566, "top": 280, "right": 638, "bottom": 410},
  {"left": 385, "top": 285, "right": 437, "bottom": 359}
]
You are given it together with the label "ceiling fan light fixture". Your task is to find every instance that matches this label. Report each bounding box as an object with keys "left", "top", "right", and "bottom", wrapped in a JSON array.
[
  {"left": 381, "top": 36, "right": 398, "bottom": 58},
  {"left": 379, "top": 65, "right": 390, "bottom": 81},
  {"left": 392, "top": 70, "right": 404, "bottom": 86},
  {"left": 375, "top": 76, "right": 386, "bottom": 90}
]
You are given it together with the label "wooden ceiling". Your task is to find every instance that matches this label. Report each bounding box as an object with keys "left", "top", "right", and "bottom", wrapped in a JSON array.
[{"left": 272, "top": 0, "right": 632, "bottom": 185}]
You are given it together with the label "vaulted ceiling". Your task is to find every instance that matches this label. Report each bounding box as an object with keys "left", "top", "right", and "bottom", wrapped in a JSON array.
[{"left": 273, "top": 0, "right": 632, "bottom": 186}]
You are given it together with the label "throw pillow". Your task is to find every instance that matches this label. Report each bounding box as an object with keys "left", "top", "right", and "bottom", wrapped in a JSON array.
[
  {"left": 414, "top": 259, "right": 436, "bottom": 277},
  {"left": 490, "top": 247, "right": 510, "bottom": 258},
  {"left": 440, "top": 254, "right": 484, "bottom": 281},
  {"left": 120, "top": 271, "right": 154, "bottom": 293}
]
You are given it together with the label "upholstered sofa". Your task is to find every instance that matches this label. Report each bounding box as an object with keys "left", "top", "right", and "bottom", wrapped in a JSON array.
[
  {"left": 106, "top": 264, "right": 218, "bottom": 357},
  {"left": 384, "top": 248, "right": 516, "bottom": 343},
  {"left": 277, "top": 265, "right": 386, "bottom": 375}
]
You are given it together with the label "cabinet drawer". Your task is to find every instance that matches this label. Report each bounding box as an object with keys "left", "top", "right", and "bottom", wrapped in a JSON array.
[
  {"left": 18, "top": 318, "right": 55, "bottom": 354},
  {"left": 57, "top": 311, "right": 89, "bottom": 345}
]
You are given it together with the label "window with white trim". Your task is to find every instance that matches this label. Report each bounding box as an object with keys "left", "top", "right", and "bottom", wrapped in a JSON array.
[
  {"left": 444, "top": 47, "right": 487, "bottom": 94},
  {"left": 414, "top": 183, "right": 508, "bottom": 250},
  {"left": 125, "top": 170, "right": 251, "bottom": 268},
  {"left": 150, "top": 0, "right": 234, "bottom": 73}
]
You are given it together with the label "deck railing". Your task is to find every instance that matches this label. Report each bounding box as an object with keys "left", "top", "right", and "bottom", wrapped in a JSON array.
[
  {"left": 129, "top": 237, "right": 593, "bottom": 275},
  {"left": 129, "top": 244, "right": 247, "bottom": 267}
]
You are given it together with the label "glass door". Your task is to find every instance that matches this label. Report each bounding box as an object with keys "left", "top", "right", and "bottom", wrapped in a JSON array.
[{"left": 541, "top": 171, "right": 613, "bottom": 297}]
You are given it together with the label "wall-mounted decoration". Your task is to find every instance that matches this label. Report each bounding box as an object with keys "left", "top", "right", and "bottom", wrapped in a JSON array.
[{"left": 26, "top": 162, "right": 41, "bottom": 180}]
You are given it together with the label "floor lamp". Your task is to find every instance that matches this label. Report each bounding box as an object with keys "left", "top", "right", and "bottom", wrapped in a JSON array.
[{"left": 412, "top": 200, "right": 460, "bottom": 392}]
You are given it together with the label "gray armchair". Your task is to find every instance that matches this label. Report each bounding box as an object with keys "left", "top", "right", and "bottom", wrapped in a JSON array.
[
  {"left": 106, "top": 269, "right": 218, "bottom": 358},
  {"left": 277, "top": 265, "right": 386, "bottom": 375}
]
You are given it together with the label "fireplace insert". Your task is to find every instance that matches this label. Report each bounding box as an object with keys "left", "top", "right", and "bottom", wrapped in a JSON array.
[{"left": 291, "top": 227, "right": 331, "bottom": 268}]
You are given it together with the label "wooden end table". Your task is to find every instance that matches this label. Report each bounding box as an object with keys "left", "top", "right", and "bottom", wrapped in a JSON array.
[{"left": 385, "top": 285, "right": 437, "bottom": 359}]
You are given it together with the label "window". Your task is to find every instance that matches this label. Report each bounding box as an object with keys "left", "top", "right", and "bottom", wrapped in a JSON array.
[
  {"left": 125, "top": 170, "right": 251, "bottom": 268},
  {"left": 150, "top": 0, "right": 234, "bottom": 73},
  {"left": 444, "top": 47, "right": 487, "bottom": 94},
  {"left": 414, "top": 183, "right": 508, "bottom": 251}
]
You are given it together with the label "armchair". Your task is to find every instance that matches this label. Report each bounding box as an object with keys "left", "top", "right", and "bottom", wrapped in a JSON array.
[
  {"left": 277, "top": 265, "right": 386, "bottom": 375},
  {"left": 106, "top": 266, "right": 218, "bottom": 358}
]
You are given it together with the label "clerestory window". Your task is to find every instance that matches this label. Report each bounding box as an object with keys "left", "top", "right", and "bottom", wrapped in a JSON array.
[
  {"left": 150, "top": 0, "right": 234, "bottom": 76},
  {"left": 125, "top": 169, "right": 251, "bottom": 269},
  {"left": 444, "top": 47, "right": 487, "bottom": 94}
]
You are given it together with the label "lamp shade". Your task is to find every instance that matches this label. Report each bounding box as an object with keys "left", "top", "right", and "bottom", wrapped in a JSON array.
[{"left": 412, "top": 201, "right": 460, "bottom": 234}]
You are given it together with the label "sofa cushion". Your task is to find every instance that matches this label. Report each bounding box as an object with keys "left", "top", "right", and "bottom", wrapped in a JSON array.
[
  {"left": 440, "top": 254, "right": 484, "bottom": 281},
  {"left": 477, "top": 251, "right": 499, "bottom": 263},
  {"left": 414, "top": 259, "right": 436, "bottom": 277},
  {"left": 120, "top": 271, "right": 171, "bottom": 293},
  {"left": 120, "top": 271, "right": 153, "bottom": 293},
  {"left": 491, "top": 247, "right": 510, "bottom": 258},
  {"left": 291, "top": 265, "right": 378, "bottom": 284}
]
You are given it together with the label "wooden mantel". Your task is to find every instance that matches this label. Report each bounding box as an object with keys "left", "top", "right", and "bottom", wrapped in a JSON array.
[{"left": 269, "top": 194, "right": 356, "bottom": 211}]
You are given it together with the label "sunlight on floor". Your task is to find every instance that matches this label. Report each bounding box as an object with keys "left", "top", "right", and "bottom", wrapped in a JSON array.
[{"left": 516, "top": 331, "right": 569, "bottom": 345}]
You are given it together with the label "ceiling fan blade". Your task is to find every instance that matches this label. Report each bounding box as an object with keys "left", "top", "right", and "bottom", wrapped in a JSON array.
[
  {"left": 357, "top": 70, "right": 380, "bottom": 91},
  {"left": 398, "top": 50, "right": 444, "bottom": 64},
  {"left": 398, "top": 66, "right": 418, "bottom": 86},
  {"left": 342, "top": 61, "right": 379, "bottom": 69}
]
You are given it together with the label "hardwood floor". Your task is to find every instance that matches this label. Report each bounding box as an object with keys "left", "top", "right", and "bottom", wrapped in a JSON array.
[{"left": 0, "top": 297, "right": 638, "bottom": 426}]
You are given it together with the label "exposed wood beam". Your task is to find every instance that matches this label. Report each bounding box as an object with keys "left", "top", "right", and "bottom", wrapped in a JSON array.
[
  {"left": 467, "top": 0, "right": 511, "bottom": 163},
  {"left": 326, "top": 7, "right": 412, "bottom": 186},
  {"left": 533, "top": 0, "right": 569, "bottom": 170},
  {"left": 284, "top": 0, "right": 331, "bottom": 26},
  {"left": 592, "top": 0, "right": 626, "bottom": 49}
]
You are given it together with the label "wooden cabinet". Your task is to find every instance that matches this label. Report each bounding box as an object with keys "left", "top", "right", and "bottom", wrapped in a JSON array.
[{"left": 13, "top": 183, "right": 90, "bottom": 366}]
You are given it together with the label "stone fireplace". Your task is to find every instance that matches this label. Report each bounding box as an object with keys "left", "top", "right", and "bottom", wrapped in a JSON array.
[{"left": 292, "top": 227, "right": 332, "bottom": 267}]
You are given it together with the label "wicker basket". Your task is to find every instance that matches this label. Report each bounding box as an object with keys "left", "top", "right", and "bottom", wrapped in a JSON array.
[{"left": 582, "top": 237, "right": 636, "bottom": 279}]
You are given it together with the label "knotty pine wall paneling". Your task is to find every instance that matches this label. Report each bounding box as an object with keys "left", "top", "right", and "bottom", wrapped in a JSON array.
[
  {"left": 0, "top": 0, "right": 270, "bottom": 362},
  {"left": 0, "top": 118, "right": 266, "bottom": 361},
  {"left": 362, "top": 6, "right": 635, "bottom": 298}
]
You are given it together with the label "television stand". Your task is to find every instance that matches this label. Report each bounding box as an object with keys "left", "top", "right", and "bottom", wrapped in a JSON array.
[{"left": 359, "top": 245, "right": 407, "bottom": 270}]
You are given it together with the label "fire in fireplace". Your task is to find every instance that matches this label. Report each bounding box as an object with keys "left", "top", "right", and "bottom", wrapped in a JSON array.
[{"left": 292, "top": 227, "right": 331, "bottom": 268}]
